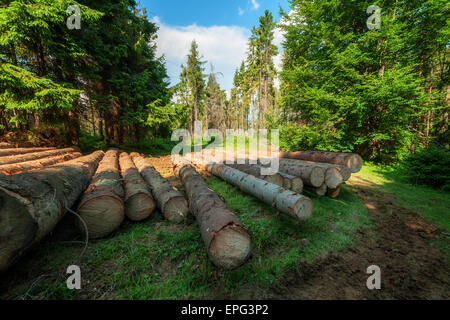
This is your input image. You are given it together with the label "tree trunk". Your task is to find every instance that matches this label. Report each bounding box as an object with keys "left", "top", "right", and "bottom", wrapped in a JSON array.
[
  {"left": 0, "top": 147, "right": 54, "bottom": 157},
  {"left": 119, "top": 152, "right": 155, "bottom": 221},
  {"left": 0, "top": 152, "right": 82, "bottom": 175},
  {"left": 175, "top": 164, "right": 251, "bottom": 270},
  {"left": 202, "top": 163, "right": 313, "bottom": 221},
  {"left": 277, "top": 171, "right": 303, "bottom": 194},
  {"left": 279, "top": 151, "right": 363, "bottom": 173},
  {"left": 0, "top": 151, "right": 104, "bottom": 272},
  {"left": 227, "top": 163, "right": 284, "bottom": 186},
  {"left": 77, "top": 149, "right": 125, "bottom": 239},
  {"left": 0, "top": 147, "right": 80, "bottom": 166},
  {"left": 279, "top": 158, "right": 351, "bottom": 182},
  {"left": 0, "top": 142, "right": 15, "bottom": 149},
  {"left": 131, "top": 153, "right": 189, "bottom": 223}
]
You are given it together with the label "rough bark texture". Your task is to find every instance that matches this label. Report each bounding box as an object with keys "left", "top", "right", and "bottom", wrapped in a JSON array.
[
  {"left": 203, "top": 163, "right": 313, "bottom": 221},
  {"left": 131, "top": 153, "right": 188, "bottom": 223},
  {"left": 0, "top": 147, "right": 54, "bottom": 157},
  {"left": 78, "top": 149, "right": 125, "bottom": 239},
  {"left": 175, "top": 164, "right": 251, "bottom": 270},
  {"left": 0, "top": 151, "right": 104, "bottom": 272},
  {"left": 0, "top": 152, "right": 82, "bottom": 175},
  {"left": 119, "top": 152, "right": 155, "bottom": 221},
  {"left": 278, "top": 161, "right": 324, "bottom": 187},
  {"left": 227, "top": 163, "right": 284, "bottom": 186},
  {"left": 0, "top": 147, "right": 80, "bottom": 166},
  {"left": 279, "top": 151, "right": 363, "bottom": 173}
]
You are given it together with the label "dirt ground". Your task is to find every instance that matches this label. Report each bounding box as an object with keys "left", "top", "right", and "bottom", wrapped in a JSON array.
[{"left": 152, "top": 155, "right": 450, "bottom": 300}]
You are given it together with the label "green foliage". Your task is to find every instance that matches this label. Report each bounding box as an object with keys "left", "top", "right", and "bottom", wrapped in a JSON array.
[
  {"left": 78, "top": 133, "right": 107, "bottom": 153},
  {"left": 402, "top": 143, "right": 450, "bottom": 191},
  {"left": 121, "top": 137, "right": 179, "bottom": 157}
]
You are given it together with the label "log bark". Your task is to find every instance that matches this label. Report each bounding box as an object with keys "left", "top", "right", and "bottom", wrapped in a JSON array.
[
  {"left": 279, "top": 151, "right": 363, "bottom": 173},
  {"left": 131, "top": 153, "right": 188, "bottom": 223},
  {"left": 77, "top": 149, "right": 125, "bottom": 239},
  {"left": 278, "top": 161, "right": 324, "bottom": 187},
  {"left": 0, "top": 142, "right": 16, "bottom": 149},
  {"left": 175, "top": 164, "right": 251, "bottom": 270},
  {"left": 203, "top": 163, "right": 313, "bottom": 221},
  {"left": 119, "top": 152, "right": 155, "bottom": 221},
  {"left": 227, "top": 163, "right": 284, "bottom": 187},
  {"left": 0, "top": 152, "right": 82, "bottom": 175},
  {"left": 0, "top": 151, "right": 104, "bottom": 272},
  {"left": 0, "top": 147, "right": 54, "bottom": 157},
  {"left": 0, "top": 147, "right": 80, "bottom": 166}
]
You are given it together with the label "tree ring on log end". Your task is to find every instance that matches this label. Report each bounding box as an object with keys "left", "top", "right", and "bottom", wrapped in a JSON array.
[
  {"left": 163, "top": 196, "right": 189, "bottom": 223},
  {"left": 126, "top": 193, "right": 155, "bottom": 221}
]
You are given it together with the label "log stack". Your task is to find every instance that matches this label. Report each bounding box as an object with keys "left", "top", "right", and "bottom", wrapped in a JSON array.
[{"left": 0, "top": 150, "right": 104, "bottom": 272}]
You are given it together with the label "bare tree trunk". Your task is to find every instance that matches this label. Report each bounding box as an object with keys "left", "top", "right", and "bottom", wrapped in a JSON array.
[
  {"left": 279, "top": 151, "right": 363, "bottom": 173},
  {"left": 0, "top": 147, "right": 79, "bottom": 166},
  {"left": 0, "top": 151, "right": 104, "bottom": 272},
  {"left": 0, "top": 147, "right": 54, "bottom": 157}
]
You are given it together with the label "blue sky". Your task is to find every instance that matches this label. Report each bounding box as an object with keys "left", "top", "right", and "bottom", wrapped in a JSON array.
[{"left": 138, "top": 0, "right": 290, "bottom": 92}]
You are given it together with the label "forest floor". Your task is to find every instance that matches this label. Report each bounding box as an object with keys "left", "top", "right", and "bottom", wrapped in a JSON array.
[{"left": 0, "top": 154, "right": 449, "bottom": 300}]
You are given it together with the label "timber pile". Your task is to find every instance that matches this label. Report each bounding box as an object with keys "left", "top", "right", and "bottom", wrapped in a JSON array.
[
  {"left": 279, "top": 151, "right": 363, "bottom": 173},
  {"left": 0, "top": 142, "right": 16, "bottom": 149},
  {"left": 77, "top": 149, "right": 125, "bottom": 239},
  {"left": 0, "top": 147, "right": 80, "bottom": 166},
  {"left": 0, "top": 152, "right": 82, "bottom": 175},
  {"left": 131, "top": 153, "right": 188, "bottom": 223},
  {"left": 0, "top": 147, "right": 54, "bottom": 157},
  {"left": 119, "top": 152, "right": 156, "bottom": 221},
  {"left": 175, "top": 163, "right": 252, "bottom": 270},
  {"left": 0, "top": 150, "right": 104, "bottom": 272}
]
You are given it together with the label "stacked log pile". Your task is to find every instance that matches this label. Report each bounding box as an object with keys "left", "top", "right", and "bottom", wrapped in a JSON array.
[
  {"left": 0, "top": 150, "right": 105, "bottom": 272},
  {"left": 0, "top": 147, "right": 54, "bottom": 157},
  {"left": 175, "top": 163, "right": 252, "bottom": 270},
  {"left": 0, "top": 147, "right": 80, "bottom": 166}
]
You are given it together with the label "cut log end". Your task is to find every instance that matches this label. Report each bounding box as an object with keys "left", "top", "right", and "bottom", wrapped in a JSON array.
[
  {"left": 208, "top": 224, "right": 252, "bottom": 270},
  {"left": 325, "top": 167, "right": 343, "bottom": 189},
  {"left": 0, "top": 187, "right": 37, "bottom": 272},
  {"left": 327, "top": 186, "right": 341, "bottom": 198},
  {"left": 163, "top": 196, "right": 189, "bottom": 223},
  {"left": 125, "top": 193, "right": 155, "bottom": 221},
  {"left": 315, "top": 184, "right": 327, "bottom": 196},
  {"left": 78, "top": 197, "right": 125, "bottom": 239},
  {"left": 348, "top": 155, "right": 363, "bottom": 173},
  {"left": 264, "top": 174, "right": 283, "bottom": 187},
  {"left": 310, "top": 167, "right": 325, "bottom": 187},
  {"left": 290, "top": 177, "right": 304, "bottom": 194},
  {"left": 291, "top": 197, "right": 314, "bottom": 221}
]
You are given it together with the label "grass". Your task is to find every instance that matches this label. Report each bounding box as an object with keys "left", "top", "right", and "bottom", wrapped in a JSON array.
[{"left": 356, "top": 163, "right": 450, "bottom": 231}]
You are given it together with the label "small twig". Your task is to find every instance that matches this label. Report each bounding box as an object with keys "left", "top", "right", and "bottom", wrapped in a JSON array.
[{"left": 65, "top": 206, "right": 89, "bottom": 263}]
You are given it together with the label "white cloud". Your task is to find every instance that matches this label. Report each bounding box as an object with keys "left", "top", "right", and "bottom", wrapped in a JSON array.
[
  {"left": 251, "top": 0, "right": 260, "bottom": 11},
  {"left": 238, "top": 7, "right": 245, "bottom": 16},
  {"left": 152, "top": 16, "right": 250, "bottom": 92}
]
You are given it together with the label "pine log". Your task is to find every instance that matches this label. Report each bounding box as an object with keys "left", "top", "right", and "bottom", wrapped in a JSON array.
[
  {"left": 227, "top": 163, "right": 284, "bottom": 186},
  {"left": 77, "top": 149, "right": 125, "bottom": 239},
  {"left": 278, "top": 171, "right": 304, "bottom": 194},
  {"left": 315, "top": 184, "right": 327, "bottom": 196},
  {"left": 279, "top": 158, "right": 351, "bottom": 181},
  {"left": 278, "top": 161, "right": 324, "bottom": 187},
  {"left": 0, "top": 147, "right": 80, "bottom": 166},
  {"left": 0, "top": 142, "right": 15, "bottom": 149},
  {"left": 0, "top": 147, "right": 54, "bottom": 157},
  {"left": 175, "top": 164, "right": 251, "bottom": 270},
  {"left": 0, "top": 152, "right": 82, "bottom": 175},
  {"left": 119, "top": 152, "right": 156, "bottom": 221},
  {"left": 279, "top": 151, "right": 363, "bottom": 173},
  {"left": 131, "top": 154, "right": 188, "bottom": 223},
  {"left": 327, "top": 186, "right": 341, "bottom": 198},
  {"left": 203, "top": 163, "right": 313, "bottom": 221},
  {"left": 0, "top": 151, "right": 104, "bottom": 272}
]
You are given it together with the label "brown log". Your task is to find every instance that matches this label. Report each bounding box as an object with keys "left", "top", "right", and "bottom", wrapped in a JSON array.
[
  {"left": 0, "top": 152, "right": 82, "bottom": 175},
  {"left": 202, "top": 162, "right": 313, "bottom": 221},
  {"left": 280, "top": 151, "right": 363, "bottom": 173},
  {"left": 309, "top": 184, "right": 327, "bottom": 196},
  {"left": 119, "top": 152, "right": 156, "bottom": 221},
  {"left": 175, "top": 164, "right": 252, "bottom": 270},
  {"left": 278, "top": 171, "right": 303, "bottom": 194},
  {"left": 279, "top": 158, "right": 351, "bottom": 182},
  {"left": 77, "top": 149, "right": 125, "bottom": 239},
  {"left": 0, "top": 151, "right": 104, "bottom": 272},
  {"left": 278, "top": 161, "right": 324, "bottom": 187},
  {"left": 131, "top": 154, "right": 188, "bottom": 223},
  {"left": 327, "top": 186, "right": 341, "bottom": 198},
  {"left": 0, "top": 142, "right": 16, "bottom": 149},
  {"left": 0, "top": 147, "right": 54, "bottom": 157},
  {"left": 0, "top": 147, "right": 80, "bottom": 166}
]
